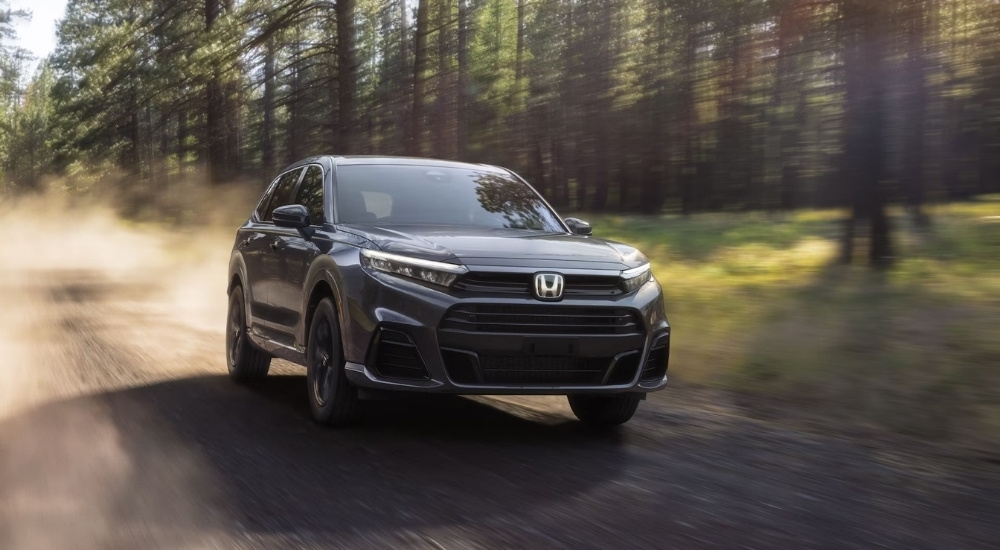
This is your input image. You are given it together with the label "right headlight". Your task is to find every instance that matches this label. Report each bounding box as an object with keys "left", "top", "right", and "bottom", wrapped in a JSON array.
[
  {"left": 621, "top": 263, "right": 652, "bottom": 293},
  {"left": 360, "top": 249, "right": 468, "bottom": 288}
]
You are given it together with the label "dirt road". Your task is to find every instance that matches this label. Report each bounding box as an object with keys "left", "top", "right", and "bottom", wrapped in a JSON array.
[{"left": 0, "top": 213, "right": 997, "bottom": 549}]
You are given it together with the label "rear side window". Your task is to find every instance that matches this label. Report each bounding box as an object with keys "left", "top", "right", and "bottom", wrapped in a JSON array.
[
  {"left": 262, "top": 168, "right": 304, "bottom": 221},
  {"left": 295, "top": 166, "right": 325, "bottom": 225}
]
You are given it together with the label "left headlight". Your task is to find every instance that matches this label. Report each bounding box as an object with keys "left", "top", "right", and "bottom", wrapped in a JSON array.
[
  {"left": 360, "top": 249, "right": 469, "bottom": 288},
  {"left": 621, "top": 263, "right": 652, "bottom": 293}
]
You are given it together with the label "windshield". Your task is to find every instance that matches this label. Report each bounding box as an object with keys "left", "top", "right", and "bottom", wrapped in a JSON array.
[{"left": 335, "top": 165, "right": 565, "bottom": 232}]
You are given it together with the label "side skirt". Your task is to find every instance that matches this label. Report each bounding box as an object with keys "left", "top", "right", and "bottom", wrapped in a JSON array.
[{"left": 248, "top": 326, "right": 307, "bottom": 366}]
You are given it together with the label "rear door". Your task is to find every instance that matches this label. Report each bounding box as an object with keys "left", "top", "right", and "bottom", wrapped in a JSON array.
[
  {"left": 268, "top": 164, "right": 327, "bottom": 336},
  {"left": 253, "top": 167, "right": 305, "bottom": 329}
]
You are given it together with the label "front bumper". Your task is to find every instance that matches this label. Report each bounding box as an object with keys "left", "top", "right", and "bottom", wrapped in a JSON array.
[{"left": 340, "top": 266, "right": 670, "bottom": 395}]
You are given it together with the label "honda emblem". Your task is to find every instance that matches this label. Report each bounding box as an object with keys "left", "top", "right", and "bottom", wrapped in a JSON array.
[{"left": 533, "top": 273, "right": 565, "bottom": 301}]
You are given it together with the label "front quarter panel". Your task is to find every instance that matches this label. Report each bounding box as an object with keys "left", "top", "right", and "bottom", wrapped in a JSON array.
[{"left": 297, "top": 229, "right": 372, "bottom": 356}]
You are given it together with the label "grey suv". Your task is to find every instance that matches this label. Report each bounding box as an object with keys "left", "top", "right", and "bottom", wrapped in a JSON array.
[{"left": 227, "top": 156, "right": 670, "bottom": 426}]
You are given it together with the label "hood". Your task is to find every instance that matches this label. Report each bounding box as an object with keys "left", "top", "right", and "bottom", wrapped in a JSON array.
[{"left": 339, "top": 224, "right": 647, "bottom": 270}]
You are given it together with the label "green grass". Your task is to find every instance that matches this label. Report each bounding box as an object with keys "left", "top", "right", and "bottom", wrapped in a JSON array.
[{"left": 590, "top": 197, "right": 1000, "bottom": 448}]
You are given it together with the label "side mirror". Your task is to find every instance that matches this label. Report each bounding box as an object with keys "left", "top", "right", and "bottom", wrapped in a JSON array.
[
  {"left": 564, "top": 217, "right": 593, "bottom": 236},
  {"left": 272, "top": 204, "right": 310, "bottom": 229}
]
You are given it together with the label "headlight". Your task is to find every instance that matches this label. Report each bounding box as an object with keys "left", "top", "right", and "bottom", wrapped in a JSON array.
[
  {"left": 621, "top": 263, "right": 652, "bottom": 293},
  {"left": 360, "top": 249, "right": 468, "bottom": 288}
]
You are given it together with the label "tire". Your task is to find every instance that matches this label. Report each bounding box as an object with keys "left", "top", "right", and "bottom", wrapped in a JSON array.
[
  {"left": 226, "top": 286, "right": 271, "bottom": 382},
  {"left": 306, "top": 298, "right": 360, "bottom": 426},
  {"left": 568, "top": 394, "right": 641, "bottom": 427}
]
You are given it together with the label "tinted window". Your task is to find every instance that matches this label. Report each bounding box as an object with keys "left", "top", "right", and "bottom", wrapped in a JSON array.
[
  {"left": 263, "top": 168, "right": 303, "bottom": 221},
  {"left": 336, "top": 165, "right": 563, "bottom": 231},
  {"left": 255, "top": 177, "right": 280, "bottom": 220},
  {"left": 295, "top": 166, "right": 325, "bottom": 225}
]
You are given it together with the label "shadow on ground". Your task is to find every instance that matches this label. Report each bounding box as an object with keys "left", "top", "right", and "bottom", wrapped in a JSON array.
[{"left": 0, "top": 373, "right": 626, "bottom": 544}]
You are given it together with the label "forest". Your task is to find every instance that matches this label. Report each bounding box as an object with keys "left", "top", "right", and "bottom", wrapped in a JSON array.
[{"left": 1, "top": 0, "right": 1000, "bottom": 265}]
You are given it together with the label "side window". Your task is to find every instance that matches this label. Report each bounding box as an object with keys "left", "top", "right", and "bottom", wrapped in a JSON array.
[
  {"left": 254, "top": 178, "right": 279, "bottom": 220},
  {"left": 295, "top": 166, "right": 325, "bottom": 225},
  {"left": 262, "top": 168, "right": 304, "bottom": 221}
]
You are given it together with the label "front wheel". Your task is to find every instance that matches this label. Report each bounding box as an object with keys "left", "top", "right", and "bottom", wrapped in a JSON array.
[
  {"left": 306, "top": 298, "right": 360, "bottom": 426},
  {"left": 568, "top": 394, "right": 641, "bottom": 427}
]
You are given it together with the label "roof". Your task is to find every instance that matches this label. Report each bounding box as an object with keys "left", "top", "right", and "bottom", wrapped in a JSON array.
[
  {"left": 280, "top": 155, "right": 509, "bottom": 175},
  {"left": 334, "top": 155, "right": 507, "bottom": 172}
]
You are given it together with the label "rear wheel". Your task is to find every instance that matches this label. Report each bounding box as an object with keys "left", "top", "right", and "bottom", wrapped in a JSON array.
[
  {"left": 568, "top": 394, "right": 641, "bottom": 427},
  {"left": 306, "top": 298, "right": 360, "bottom": 426},
  {"left": 226, "top": 286, "right": 271, "bottom": 382}
]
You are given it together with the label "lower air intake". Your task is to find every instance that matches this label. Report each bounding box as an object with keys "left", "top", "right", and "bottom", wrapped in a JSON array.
[{"left": 372, "top": 329, "right": 429, "bottom": 380}]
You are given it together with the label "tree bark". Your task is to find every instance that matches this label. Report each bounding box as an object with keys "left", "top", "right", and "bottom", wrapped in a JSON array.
[
  {"left": 177, "top": 109, "right": 187, "bottom": 171},
  {"left": 640, "top": 0, "right": 670, "bottom": 214},
  {"left": 515, "top": 0, "right": 525, "bottom": 84},
  {"left": 336, "top": 0, "right": 357, "bottom": 154},
  {"left": 205, "top": 0, "right": 239, "bottom": 183},
  {"left": 456, "top": 0, "right": 469, "bottom": 160},
  {"left": 902, "top": 0, "right": 930, "bottom": 227},
  {"left": 286, "top": 28, "right": 304, "bottom": 165},
  {"left": 512, "top": 0, "right": 526, "bottom": 170},
  {"left": 407, "top": 0, "right": 430, "bottom": 157},
  {"left": 435, "top": 0, "right": 452, "bottom": 159},
  {"left": 773, "top": 3, "right": 801, "bottom": 211},
  {"left": 262, "top": 34, "right": 276, "bottom": 181},
  {"left": 840, "top": 1, "right": 892, "bottom": 267},
  {"left": 680, "top": 15, "right": 697, "bottom": 216}
]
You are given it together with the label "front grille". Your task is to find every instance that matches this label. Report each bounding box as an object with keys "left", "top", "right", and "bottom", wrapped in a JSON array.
[
  {"left": 440, "top": 304, "right": 643, "bottom": 335},
  {"left": 453, "top": 273, "right": 530, "bottom": 295},
  {"left": 453, "top": 273, "right": 623, "bottom": 297},
  {"left": 372, "top": 329, "right": 429, "bottom": 380}
]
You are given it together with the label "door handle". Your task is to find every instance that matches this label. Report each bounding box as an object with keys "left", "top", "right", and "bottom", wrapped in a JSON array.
[{"left": 269, "top": 240, "right": 282, "bottom": 250}]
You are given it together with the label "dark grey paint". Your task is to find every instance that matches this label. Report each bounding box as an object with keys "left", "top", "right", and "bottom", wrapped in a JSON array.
[{"left": 228, "top": 155, "right": 670, "bottom": 394}]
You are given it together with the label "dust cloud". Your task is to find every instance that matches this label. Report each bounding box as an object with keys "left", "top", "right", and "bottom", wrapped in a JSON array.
[{"left": 0, "top": 188, "right": 254, "bottom": 548}]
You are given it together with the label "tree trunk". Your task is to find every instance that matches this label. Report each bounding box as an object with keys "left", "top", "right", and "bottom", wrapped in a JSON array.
[
  {"left": 407, "top": 0, "right": 430, "bottom": 157},
  {"left": 435, "top": 0, "right": 452, "bottom": 159},
  {"left": 590, "top": 0, "right": 615, "bottom": 211},
  {"left": 841, "top": 1, "right": 892, "bottom": 267},
  {"left": 456, "top": 0, "right": 468, "bottom": 160},
  {"left": 205, "top": 0, "right": 238, "bottom": 183},
  {"left": 336, "top": 0, "right": 357, "bottom": 154},
  {"left": 286, "top": 29, "right": 304, "bottom": 165},
  {"left": 680, "top": 16, "right": 697, "bottom": 216},
  {"left": 177, "top": 109, "right": 187, "bottom": 172},
  {"left": 396, "top": 0, "right": 410, "bottom": 154},
  {"left": 262, "top": 35, "right": 276, "bottom": 181},
  {"left": 511, "top": 0, "right": 526, "bottom": 170},
  {"left": 641, "top": 0, "right": 670, "bottom": 214},
  {"left": 902, "top": 0, "right": 930, "bottom": 227}
]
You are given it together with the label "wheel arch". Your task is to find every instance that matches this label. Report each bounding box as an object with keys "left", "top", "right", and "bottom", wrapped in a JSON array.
[
  {"left": 228, "top": 251, "right": 249, "bottom": 295},
  {"left": 228, "top": 251, "right": 253, "bottom": 325},
  {"left": 301, "top": 272, "right": 346, "bottom": 352}
]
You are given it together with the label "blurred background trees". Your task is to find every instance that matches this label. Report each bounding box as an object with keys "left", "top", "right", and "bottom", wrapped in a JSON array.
[{"left": 1, "top": 0, "right": 1000, "bottom": 263}]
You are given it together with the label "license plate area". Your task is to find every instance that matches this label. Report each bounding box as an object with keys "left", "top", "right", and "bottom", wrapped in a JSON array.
[{"left": 523, "top": 337, "right": 578, "bottom": 356}]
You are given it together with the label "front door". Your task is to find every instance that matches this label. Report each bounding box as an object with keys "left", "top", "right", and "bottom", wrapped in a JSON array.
[
  {"left": 268, "top": 165, "right": 327, "bottom": 336},
  {"left": 255, "top": 167, "right": 305, "bottom": 329}
]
